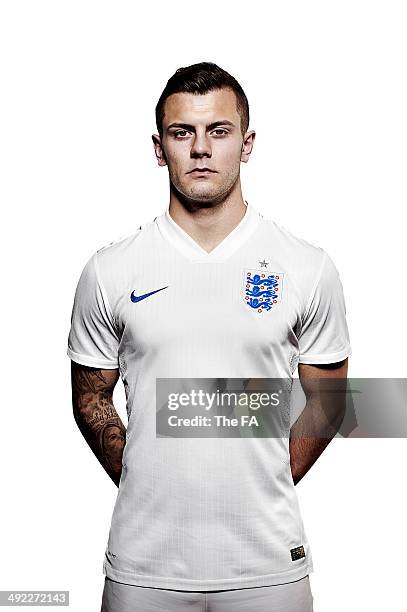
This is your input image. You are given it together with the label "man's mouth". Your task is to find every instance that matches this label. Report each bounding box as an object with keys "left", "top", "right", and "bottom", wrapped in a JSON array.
[{"left": 189, "top": 168, "right": 216, "bottom": 174}]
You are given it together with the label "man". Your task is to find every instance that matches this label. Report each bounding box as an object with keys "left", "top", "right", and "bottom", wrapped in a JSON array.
[{"left": 67, "top": 62, "right": 351, "bottom": 611}]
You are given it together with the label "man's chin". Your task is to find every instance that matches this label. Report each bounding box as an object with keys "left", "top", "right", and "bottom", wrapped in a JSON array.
[
  {"left": 177, "top": 188, "right": 224, "bottom": 207},
  {"left": 170, "top": 177, "right": 234, "bottom": 208}
]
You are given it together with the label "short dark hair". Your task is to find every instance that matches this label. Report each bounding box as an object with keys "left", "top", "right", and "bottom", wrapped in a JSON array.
[{"left": 155, "top": 62, "right": 249, "bottom": 138}]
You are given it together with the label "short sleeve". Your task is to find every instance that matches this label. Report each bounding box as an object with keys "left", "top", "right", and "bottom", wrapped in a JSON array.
[
  {"left": 297, "top": 250, "right": 352, "bottom": 364},
  {"left": 67, "top": 252, "right": 120, "bottom": 369}
]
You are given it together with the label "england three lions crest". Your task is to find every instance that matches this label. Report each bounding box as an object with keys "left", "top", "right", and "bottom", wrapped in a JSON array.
[{"left": 243, "top": 269, "right": 283, "bottom": 313}]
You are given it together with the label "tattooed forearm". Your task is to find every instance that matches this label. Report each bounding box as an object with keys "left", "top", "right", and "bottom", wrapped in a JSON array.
[{"left": 71, "top": 362, "right": 125, "bottom": 487}]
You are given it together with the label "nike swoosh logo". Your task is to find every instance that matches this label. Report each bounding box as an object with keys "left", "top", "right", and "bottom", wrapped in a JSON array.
[{"left": 130, "top": 286, "right": 168, "bottom": 303}]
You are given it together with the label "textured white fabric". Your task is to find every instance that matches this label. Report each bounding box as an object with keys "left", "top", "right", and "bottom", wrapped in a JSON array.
[
  {"left": 67, "top": 201, "right": 351, "bottom": 590},
  {"left": 101, "top": 575, "right": 313, "bottom": 611}
]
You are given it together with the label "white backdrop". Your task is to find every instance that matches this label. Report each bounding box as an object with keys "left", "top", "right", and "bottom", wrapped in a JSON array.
[{"left": 1, "top": 1, "right": 406, "bottom": 610}]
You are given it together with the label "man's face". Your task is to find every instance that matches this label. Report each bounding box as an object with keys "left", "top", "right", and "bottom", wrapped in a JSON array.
[{"left": 153, "top": 88, "right": 254, "bottom": 206}]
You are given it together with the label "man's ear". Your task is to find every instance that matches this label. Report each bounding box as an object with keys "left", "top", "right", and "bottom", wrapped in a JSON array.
[
  {"left": 240, "top": 130, "right": 256, "bottom": 163},
  {"left": 152, "top": 134, "right": 168, "bottom": 167}
]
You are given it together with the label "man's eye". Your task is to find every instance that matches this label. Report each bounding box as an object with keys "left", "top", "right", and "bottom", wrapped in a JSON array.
[
  {"left": 212, "top": 129, "right": 228, "bottom": 136},
  {"left": 174, "top": 130, "right": 189, "bottom": 138}
]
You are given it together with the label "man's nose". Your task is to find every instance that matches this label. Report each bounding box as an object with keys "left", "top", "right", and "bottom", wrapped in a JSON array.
[{"left": 190, "top": 133, "right": 212, "bottom": 157}]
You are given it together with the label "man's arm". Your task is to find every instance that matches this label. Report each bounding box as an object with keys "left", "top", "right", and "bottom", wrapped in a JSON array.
[
  {"left": 70, "top": 361, "right": 125, "bottom": 487},
  {"left": 290, "top": 358, "right": 348, "bottom": 485}
]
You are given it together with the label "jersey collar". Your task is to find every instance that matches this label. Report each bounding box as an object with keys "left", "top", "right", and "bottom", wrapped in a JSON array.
[{"left": 155, "top": 200, "right": 262, "bottom": 263}]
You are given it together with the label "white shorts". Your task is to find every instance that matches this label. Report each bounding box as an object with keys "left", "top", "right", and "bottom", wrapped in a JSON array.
[{"left": 101, "top": 575, "right": 314, "bottom": 611}]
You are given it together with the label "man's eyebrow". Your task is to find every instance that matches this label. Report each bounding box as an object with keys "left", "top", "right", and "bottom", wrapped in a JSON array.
[{"left": 166, "top": 120, "right": 235, "bottom": 131}]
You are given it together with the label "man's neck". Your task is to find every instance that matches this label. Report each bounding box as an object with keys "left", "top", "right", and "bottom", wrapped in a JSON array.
[{"left": 168, "top": 185, "right": 247, "bottom": 254}]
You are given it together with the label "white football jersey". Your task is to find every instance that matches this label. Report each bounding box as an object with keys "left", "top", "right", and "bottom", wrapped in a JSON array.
[{"left": 67, "top": 201, "right": 351, "bottom": 590}]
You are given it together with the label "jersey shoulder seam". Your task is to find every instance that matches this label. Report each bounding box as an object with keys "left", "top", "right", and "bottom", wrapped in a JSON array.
[
  {"left": 96, "top": 225, "right": 144, "bottom": 255},
  {"left": 300, "top": 249, "right": 327, "bottom": 326},
  {"left": 93, "top": 251, "right": 121, "bottom": 340}
]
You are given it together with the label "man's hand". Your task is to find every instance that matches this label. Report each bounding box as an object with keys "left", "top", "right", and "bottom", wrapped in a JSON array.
[
  {"left": 70, "top": 361, "right": 125, "bottom": 487},
  {"left": 290, "top": 358, "right": 349, "bottom": 485}
]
